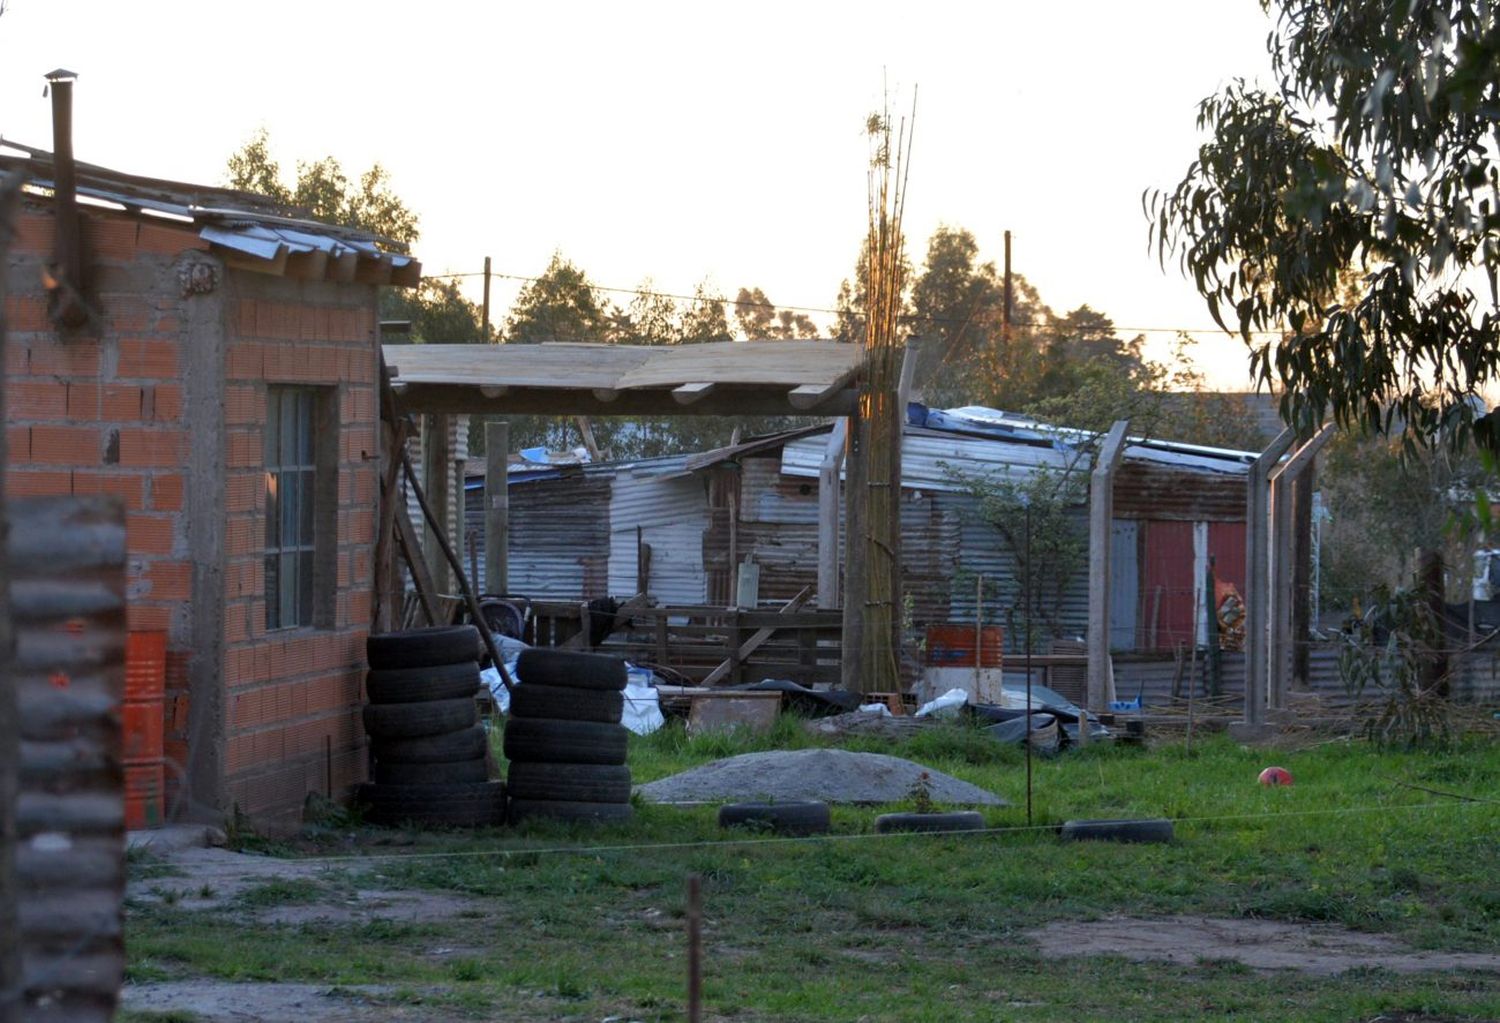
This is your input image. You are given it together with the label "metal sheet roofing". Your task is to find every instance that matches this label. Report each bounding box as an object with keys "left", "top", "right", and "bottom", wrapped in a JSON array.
[{"left": 0, "top": 139, "right": 419, "bottom": 285}]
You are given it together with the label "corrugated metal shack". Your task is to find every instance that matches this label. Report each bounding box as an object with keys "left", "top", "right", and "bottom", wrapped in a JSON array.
[{"left": 465, "top": 405, "right": 1258, "bottom": 659}]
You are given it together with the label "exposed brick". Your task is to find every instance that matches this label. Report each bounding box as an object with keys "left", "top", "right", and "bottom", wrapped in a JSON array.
[
  {"left": 226, "top": 429, "right": 262, "bottom": 469},
  {"left": 66, "top": 383, "right": 146, "bottom": 421},
  {"left": 238, "top": 299, "right": 257, "bottom": 338},
  {"left": 226, "top": 473, "right": 260, "bottom": 513},
  {"left": 126, "top": 514, "right": 176, "bottom": 556},
  {"left": 82, "top": 215, "right": 138, "bottom": 261},
  {"left": 224, "top": 385, "right": 262, "bottom": 426},
  {"left": 150, "top": 473, "right": 184, "bottom": 511},
  {"left": 225, "top": 342, "right": 264, "bottom": 379},
  {"left": 100, "top": 295, "right": 152, "bottom": 333},
  {"left": 127, "top": 604, "right": 172, "bottom": 631},
  {"left": 150, "top": 384, "right": 184, "bottom": 422},
  {"left": 13, "top": 213, "right": 54, "bottom": 254},
  {"left": 225, "top": 516, "right": 259, "bottom": 556},
  {"left": 30, "top": 425, "right": 101, "bottom": 466},
  {"left": 27, "top": 339, "right": 102, "bottom": 377},
  {"left": 6, "top": 427, "right": 29, "bottom": 462},
  {"left": 7, "top": 469, "right": 72, "bottom": 497},
  {"left": 136, "top": 222, "right": 209, "bottom": 255},
  {"left": 7, "top": 380, "right": 68, "bottom": 419},
  {"left": 142, "top": 559, "right": 192, "bottom": 602},
  {"left": 5, "top": 295, "right": 48, "bottom": 333},
  {"left": 118, "top": 428, "right": 185, "bottom": 468},
  {"left": 72, "top": 472, "right": 147, "bottom": 511},
  {"left": 117, "top": 339, "right": 179, "bottom": 379}
]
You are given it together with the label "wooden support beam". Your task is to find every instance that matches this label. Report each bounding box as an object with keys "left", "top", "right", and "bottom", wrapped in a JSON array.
[
  {"left": 219, "top": 245, "right": 288, "bottom": 278},
  {"left": 1243, "top": 428, "right": 1294, "bottom": 728},
  {"left": 1085, "top": 419, "right": 1130, "bottom": 725},
  {"left": 332, "top": 250, "right": 358, "bottom": 283},
  {"left": 1268, "top": 424, "right": 1334, "bottom": 713},
  {"left": 484, "top": 421, "right": 509, "bottom": 596},
  {"left": 373, "top": 417, "right": 410, "bottom": 631},
  {"left": 701, "top": 586, "right": 813, "bottom": 686},
  {"left": 478, "top": 384, "right": 508, "bottom": 399},
  {"left": 394, "top": 504, "right": 440, "bottom": 626},
  {"left": 592, "top": 388, "right": 620, "bottom": 403},
  {"left": 788, "top": 381, "right": 842, "bottom": 410},
  {"left": 818, "top": 421, "right": 847, "bottom": 610},
  {"left": 391, "top": 259, "right": 423, "bottom": 288},
  {"left": 355, "top": 254, "right": 394, "bottom": 286},
  {"left": 285, "top": 249, "right": 329, "bottom": 282},
  {"left": 673, "top": 382, "right": 717, "bottom": 405}
]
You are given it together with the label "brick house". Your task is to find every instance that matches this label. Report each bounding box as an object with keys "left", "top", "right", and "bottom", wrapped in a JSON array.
[{"left": 2, "top": 135, "right": 419, "bottom": 830}]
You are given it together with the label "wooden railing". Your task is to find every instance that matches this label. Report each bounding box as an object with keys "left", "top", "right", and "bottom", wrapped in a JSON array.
[{"left": 523, "top": 601, "right": 843, "bottom": 686}]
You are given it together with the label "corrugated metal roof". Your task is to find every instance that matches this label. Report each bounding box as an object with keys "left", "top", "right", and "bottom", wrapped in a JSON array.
[{"left": 0, "top": 140, "right": 418, "bottom": 283}]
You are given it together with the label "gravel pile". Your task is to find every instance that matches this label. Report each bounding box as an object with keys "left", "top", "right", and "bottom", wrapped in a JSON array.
[{"left": 635, "top": 748, "right": 1007, "bottom": 806}]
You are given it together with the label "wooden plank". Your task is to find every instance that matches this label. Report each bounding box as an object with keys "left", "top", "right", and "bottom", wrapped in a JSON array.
[
  {"left": 354, "top": 254, "right": 394, "bottom": 286},
  {"left": 673, "top": 382, "right": 717, "bottom": 405},
  {"left": 392, "top": 382, "right": 858, "bottom": 418},
  {"left": 1086, "top": 419, "right": 1131, "bottom": 720},
  {"left": 788, "top": 381, "right": 842, "bottom": 410},
  {"left": 393, "top": 505, "right": 440, "bottom": 626},
  {"left": 484, "top": 421, "right": 508, "bottom": 596},
  {"left": 331, "top": 250, "right": 359, "bottom": 284},
  {"left": 390, "top": 258, "right": 422, "bottom": 288},
  {"left": 701, "top": 586, "right": 813, "bottom": 686},
  {"left": 284, "top": 249, "right": 329, "bottom": 282}
]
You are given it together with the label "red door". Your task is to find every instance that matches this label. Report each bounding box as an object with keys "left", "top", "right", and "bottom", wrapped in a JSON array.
[{"left": 1141, "top": 521, "right": 1195, "bottom": 651}]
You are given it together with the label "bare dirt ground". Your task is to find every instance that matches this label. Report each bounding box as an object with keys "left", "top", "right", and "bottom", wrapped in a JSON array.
[{"left": 1028, "top": 915, "right": 1500, "bottom": 976}]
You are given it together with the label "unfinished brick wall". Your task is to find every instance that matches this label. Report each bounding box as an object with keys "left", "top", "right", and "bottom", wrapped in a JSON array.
[
  {"left": 220, "top": 272, "right": 378, "bottom": 829},
  {"left": 4, "top": 201, "right": 381, "bottom": 830}
]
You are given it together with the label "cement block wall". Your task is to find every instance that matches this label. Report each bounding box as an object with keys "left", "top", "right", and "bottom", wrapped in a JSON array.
[{"left": 4, "top": 201, "right": 380, "bottom": 830}]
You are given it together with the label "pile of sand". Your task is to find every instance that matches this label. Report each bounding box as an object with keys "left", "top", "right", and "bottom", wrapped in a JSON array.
[{"left": 635, "top": 748, "right": 1006, "bottom": 806}]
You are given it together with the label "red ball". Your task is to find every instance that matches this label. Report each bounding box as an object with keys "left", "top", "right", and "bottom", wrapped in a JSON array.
[{"left": 1258, "top": 766, "right": 1293, "bottom": 786}]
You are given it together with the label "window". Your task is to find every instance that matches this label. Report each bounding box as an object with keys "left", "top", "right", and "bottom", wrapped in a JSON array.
[{"left": 264, "top": 386, "right": 335, "bottom": 630}]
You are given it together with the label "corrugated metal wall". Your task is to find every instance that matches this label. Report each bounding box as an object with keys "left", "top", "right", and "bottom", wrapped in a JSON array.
[
  {"left": 609, "top": 469, "right": 709, "bottom": 604},
  {"left": 464, "top": 474, "right": 613, "bottom": 598},
  {"left": 12, "top": 497, "right": 127, "bottom": 1022}
]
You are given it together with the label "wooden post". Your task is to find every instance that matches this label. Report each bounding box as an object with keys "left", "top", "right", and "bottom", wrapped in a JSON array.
[
  {"left": 484, "top": 420, "right": 509, "bottom": 595},
  {"left": 421, "top": 413, "right": 452, "bottom": 593},
  {"left": 1268, "top": 425, "right": 1334, "bottom": 712},
  {"left": 480, "top": 255, "right": 492, "bottom": 342},
  {"left": 817, "top": 419, "right": 847, "bottom": 610},
  {"left": 1292, "top": 458, "right": 1315, "bottom": 689},
  {"left": 1243, "top": 428, "right": 1294, "bottom": 728},
  {"left": 1085, "top": 420, "right": 1130, "bottom": 722}
]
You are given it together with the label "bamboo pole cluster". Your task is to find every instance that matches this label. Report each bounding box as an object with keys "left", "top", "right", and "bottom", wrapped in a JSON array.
[{"left": 855, "top": 103, "right": 913, "bottom": 694}]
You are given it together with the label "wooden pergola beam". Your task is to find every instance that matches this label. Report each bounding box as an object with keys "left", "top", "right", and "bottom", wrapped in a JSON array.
[{"left": 394, "top": 383, "right": 859, "bottom": 418}]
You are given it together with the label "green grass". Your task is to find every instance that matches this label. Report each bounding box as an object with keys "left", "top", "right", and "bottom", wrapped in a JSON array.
[{"left": 124, "top": 720, "right": 1500, "bottom": 1022}]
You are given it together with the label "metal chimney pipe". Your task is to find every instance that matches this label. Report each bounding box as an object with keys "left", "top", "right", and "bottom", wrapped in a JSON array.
[{"left": 45, "top": 68, "right": 86, "bottom": 328}]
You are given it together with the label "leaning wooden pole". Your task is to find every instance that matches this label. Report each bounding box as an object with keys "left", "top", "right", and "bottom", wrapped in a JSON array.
[
  {"left": 851, "top": 97, "right": 915, "bottom": 695},
  {"left": 0, "top": 169, "right": 22, "bottom": 1023}
]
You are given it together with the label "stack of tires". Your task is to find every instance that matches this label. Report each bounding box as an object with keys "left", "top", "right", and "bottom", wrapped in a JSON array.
[
  {"left": 357, "top": 625, "right": 505, "bottom": 828},
  {"left": 505, "top": 649, "right": 633, "bottom": 824}
]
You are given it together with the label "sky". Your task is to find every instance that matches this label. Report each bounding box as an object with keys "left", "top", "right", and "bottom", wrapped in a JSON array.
[{"left": 0, "top": 0, "right": 1280, "bottom": 389}]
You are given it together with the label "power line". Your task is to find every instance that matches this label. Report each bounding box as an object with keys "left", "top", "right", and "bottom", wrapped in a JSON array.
[{"left": 418, "top": 268, "right": 1291, "bottom": 336}]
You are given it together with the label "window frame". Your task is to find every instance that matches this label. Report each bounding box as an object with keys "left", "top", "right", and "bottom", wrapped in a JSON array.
[{"left": 264, "top": 385, "right": 338, "bottom": 632}]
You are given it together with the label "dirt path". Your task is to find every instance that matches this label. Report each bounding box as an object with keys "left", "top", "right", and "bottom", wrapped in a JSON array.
[
  {"left": 119, "top": 981, "right": 463, "bottom": 1022},
  {"left": 1029, "top": 915, "right": 1500, "bottom": 976}
]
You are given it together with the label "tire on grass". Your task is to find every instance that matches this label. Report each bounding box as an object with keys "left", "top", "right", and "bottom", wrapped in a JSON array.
[
  {"left": 502, "top": 718, "right": 629, "bottom": 765},
  {"left": 371, "top": 723, "right": 488, "bottom": 764},
  {"left": 505, "top": 762, "right": 632, "bottom": 803},
  {"left": 873, "top": 810, "right": 986, "bottom": 835},
  {"left": 508, "top": 798, "right": 634, "bottom": 826},
  {"left": 515, "top": 649, "right": 628, "bottom": 691},
  {"left": 365, "top": 661, "right": 480, "bottom": 704},
  {"left": 509, "top": 683, "right": 624, "bottom": 724},
  {"left": 374, "top": 757, "right": 489, "bottom": 787},
  {"left": 367, "top": 626, "right": 481, "bottom": 671},
  {"left": 1059, "top": 818, "right": 1174, "bottom": 844},
  {"left": 356, "top": 781, "right": 506, "bottom": 828},
  {"left": 362, "top": 698, "right": 477, "bottom": 740},
  {"left": 718, "top": 800, "right": 830, "bottom": 836}
]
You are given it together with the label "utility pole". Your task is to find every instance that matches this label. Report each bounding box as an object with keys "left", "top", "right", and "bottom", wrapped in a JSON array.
[
  {"left": 480, "top": 255, "right": 492, "bottom": 342},
  {"left": 1003, "top": 230, "right": 1013, "bottom": 342}
]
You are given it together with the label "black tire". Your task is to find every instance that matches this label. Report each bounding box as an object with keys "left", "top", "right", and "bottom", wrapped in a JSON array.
[
  {"left": 874, "top": 811, "right": 986, "bottom": 835},
  {"left": 502, "top": 718, "right": 629, "bottom": 765},
  {"left": 510, "top": 683, "right": 624, "bottom": 724},
  {"left": 367, "top": 626, "right": 481, "bottom": 671},
  {"left": 1059, "top": 818, "right": 1174, "bottom": 844},
  {"left": 506, "top": 762, "right": 632, "bottom": 803},
  {"left": 718, "top": 800, "right": 830, "bottom": 836},
  {"left": 362, "top": 698, "right": 477, "bottom": 740},
  {"left": 366, "top": 661, "right": 480, "bottom": 705},
  {"left": 508, "top": 798, "right": 634, "bottom": 825},
  {"left": 372, "top": 724, "right": 488, "bottom": 765},
  {"left": 356, "top": 781, "right": 506, "bottom": 828},
  {"left": 516, "top": 649, "right": 628, "bottom": 691},
  {"left": 374, "top": 757, "right": 489, "bottom": 786}
]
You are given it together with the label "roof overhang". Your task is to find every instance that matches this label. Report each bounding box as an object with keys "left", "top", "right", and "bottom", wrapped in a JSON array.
[{"left": 383, "top": 341, "right": 863, "bottom": 417}]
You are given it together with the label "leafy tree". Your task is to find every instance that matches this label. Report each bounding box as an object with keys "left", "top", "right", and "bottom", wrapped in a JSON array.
[
  {"left": 678, "top": 282, "right": 735, "bottom": 344},
  {"left": 504, "top": 253, "right": 618, "bottom": 343},
  {"left": 225, "top": 128, "right": 418, "bottom": 247},
  {"left": 379, "top": 278, "right": 490, "bottom": 342},
  {"left": 620, "top": 279, "right": 680, "bottom": 346},
  {"left": 733, "top": 287, "right": 820, "bottom": 339},
  {"left": 1148, "top": 0, "right": 1500, "bottom": 453}
]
